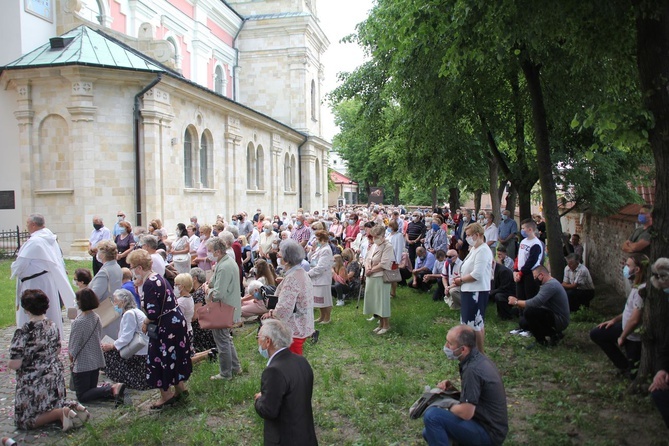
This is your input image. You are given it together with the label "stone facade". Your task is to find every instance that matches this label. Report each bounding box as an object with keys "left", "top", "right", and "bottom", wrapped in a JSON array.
[{"left": 0, "top": 0, "right": 331, "bottom": 254}]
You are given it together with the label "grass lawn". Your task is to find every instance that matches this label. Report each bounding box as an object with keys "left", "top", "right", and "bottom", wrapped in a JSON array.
[{"left": 1, "top": 263, "right": 666, "bottom": 444}]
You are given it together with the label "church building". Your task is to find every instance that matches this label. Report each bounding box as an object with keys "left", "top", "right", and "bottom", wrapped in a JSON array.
[{"left": 0, "top": 0, "right": 331, "bottom": 255}]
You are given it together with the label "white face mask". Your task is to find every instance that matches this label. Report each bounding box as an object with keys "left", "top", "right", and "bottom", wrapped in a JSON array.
[
  {"left": 173, "top": 286, "right": 181, "bottom": 298},
  {"left": 96, "top": 253, "right": 104, "bottom": 264},
  {"left": 466, "top": 236, "right": 475, "bottom": 246},
  {"left": 207, "top": 252, "right": 216, "bottom": 262}
]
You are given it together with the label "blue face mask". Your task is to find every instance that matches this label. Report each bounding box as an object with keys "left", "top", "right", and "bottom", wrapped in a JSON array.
[
  {"left": 296, "top": 221, "right": 303, "bottom": 227},
  {"left": 623, "top": 265, "right": 631, "bottom": 280},
  {"left": 432, "top": 223, "right": 440, "bottom": 231},
  {"left": 520, "top": 229, "right": 528, "bottom": 238},
  {"left": 258, "top": 344, "right": 269, "bottom": 359},
  {"left": 502, "top": 215, "right": 508, "bottom": 221},
  {"left": 638, "top": 214, "right": 647, "bottom": 224},
  {"left": 348, "top": 219, "right": 355, "bottom": 225},
  {"left": 113, "top": 305, "right": 123, "bottom": 316}
]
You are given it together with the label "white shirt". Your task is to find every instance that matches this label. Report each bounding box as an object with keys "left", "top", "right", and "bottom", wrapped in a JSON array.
[
  {"left": 250, "top": 228, "right": 260, "bottom": 252},
  {"left": 484, "top": 223, "right": 498, "bottom": 248},
  {"left": 188, "top": 235, "right": 200, "bottom": 253},
  {"left": 113, "top": 308, "right": 148, "bottom": 355},
  {"left": 459, "top": 243, "right": 493, "bottom": 292},
  {"left": 177, "top": 296, "right": 194, "bottom": 332},
  {"left": 151, "top": 253, "right": 166, "bottom": 276}
]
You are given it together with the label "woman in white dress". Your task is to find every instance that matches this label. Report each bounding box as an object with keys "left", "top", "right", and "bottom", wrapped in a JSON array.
[{"left": 308, "top": 230, "right": 334, "bottom": 324}]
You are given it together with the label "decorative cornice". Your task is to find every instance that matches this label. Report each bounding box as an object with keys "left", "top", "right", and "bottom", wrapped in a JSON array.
[{"left": 66, "top": 106, "right": 98, "bottom": 121}]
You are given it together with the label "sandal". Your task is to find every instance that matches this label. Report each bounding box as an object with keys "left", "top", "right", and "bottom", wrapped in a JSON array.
[
  {"left": 149, "top": 395, "right": 177, "bottom": 411},
  {"left": 114, "top": 383, "right": 127, "bottom": 407},
  {"left": 61, "top": 407, "right": 80, "bottom": 432},
  {"left": 69, "top": 402, "right": 91, "bottom": 423}
]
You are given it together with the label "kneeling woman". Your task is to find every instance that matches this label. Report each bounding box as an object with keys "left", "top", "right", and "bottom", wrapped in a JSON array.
[
  {"left": 101, "top": 289, "right": 151, "bottom": 390},
  {"left": 10, "top": 289, "right": 87, "bottom": 432},
  {"left": 70, "top": 288, "right": 126, "bottom": 404}
]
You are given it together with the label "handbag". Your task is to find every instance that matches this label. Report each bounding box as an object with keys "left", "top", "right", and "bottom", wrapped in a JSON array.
[
  {"left": 196, "top": 301, "right": 235, "bottom": 329},
  {"left": 118, "top": 310, "right": 149, "bottom": 359},
  {"left": 409, "top": 387, "right": 461, "bottom": 419},
  {"left": 383, "top": 262, "right": 402, "bottom": 283},
  {"left": 93, "top": 297, "right": 120, "bottom": 328}
]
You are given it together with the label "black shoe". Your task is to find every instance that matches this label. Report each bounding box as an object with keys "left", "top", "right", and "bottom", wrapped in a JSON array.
[
  {"left": 208, "top": 350, "right": 218, "bottom": 362},
  {"left": 114, "top": 383, "right": 126, "bottom": 407},
  {"left": 311, "top": 330, "right": 320, "bottom": 345}
]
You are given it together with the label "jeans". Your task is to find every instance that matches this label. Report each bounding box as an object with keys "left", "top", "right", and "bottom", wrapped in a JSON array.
[
  {"left": 566, "top": 288, "right": 595, "bottom": 312},
  {"left": 332, "top": 282, "right": 352, "bottom": 300},
  {"left": 589, "top": 322, "right": 641, "bottom": 371},
  {"left": 73, "top": 369, "right": 113, "bottom": 403},
  {"left": 519, "top": 306, "right": 560, "bottom": 344},
  {"left": 211, "top": 328, "right": 240, "bottom": 378},
  {"left": 422, "top": 407, "right": 493, "bottom": 446}
]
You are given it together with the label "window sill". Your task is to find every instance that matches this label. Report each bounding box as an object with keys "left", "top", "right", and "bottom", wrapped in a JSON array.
[
  {"left": 35, "top": 189, "right": 74, "bottom": 195},
  {"left": 283, "top": 191, "right": 297, "bottom": 195},
  {"left": 184, "top": 188, "right": 216, "bottom": 194},
  {"left": 246, "top": 189, "right": 267, "bottom": 195}
]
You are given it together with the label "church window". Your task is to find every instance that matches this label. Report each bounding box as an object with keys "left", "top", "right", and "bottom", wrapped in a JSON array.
[
  {"left": 311, "top": 79, "right": 317, "bottom": 121},
  {"left": 215, "top": 66, "right": 224, "bottom": 95},
  {"left": 256, "top": 145, "right": 264, "bottom": 190},
  {"left": 200, "top": 131, "right": 212, "bottom": 188},
  {"left": 247, "top": 142, "right": 256, "bottom": 190},
  {"left": 184, "top": 127, "right": 195, "bottom": 188},
  {"left": 315, "top": 158, "right": 321, "bottom": 195}
]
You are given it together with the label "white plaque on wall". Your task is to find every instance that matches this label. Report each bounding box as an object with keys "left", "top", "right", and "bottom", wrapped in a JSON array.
[{"left": 25, "top": 0, "right": 53, "bottom": 23}]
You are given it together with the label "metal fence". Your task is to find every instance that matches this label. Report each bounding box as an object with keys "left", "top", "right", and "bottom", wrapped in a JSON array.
[{"left": 0, "top": 226, "right": 29, "bottom": 257}]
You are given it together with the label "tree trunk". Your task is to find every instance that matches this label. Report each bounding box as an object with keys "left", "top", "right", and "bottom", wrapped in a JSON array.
[
  {"left": 516, "top": 183, "right": 533, "bottom": 222},
  {"left": 505, "top": 185, "right": 517, "bottom": 215},
  {"left": 521, "top": 57, "right": 566, "bottom": 281},
  {"left": 431, "top": 186, "right": 438, "bottom": 210},
  {"left": 393, "top": 182, "right": 400, "bottom": 206},
  {"left": 474, "top": 189, "right": 482, "bottom": 216},
  {"left": 633, "top": 1, "right": 669, "bottom": 382},
  {"left": 449, "top": 187, "right": 460, "bottom": 214},
  {"left": 489, "top": 156, "right": 501, "bottom": 224}
]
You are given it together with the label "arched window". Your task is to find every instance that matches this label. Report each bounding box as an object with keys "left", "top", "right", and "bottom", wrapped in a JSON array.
[
  {"left": 315, "top": 158, "right": 321, "bottom": 195},
  {"left": 256, "top": 145, "right": 264, "bottom": 190},
  {"left": 247, "top": 142, "right": 256, "bottom": 190},
  {"left": 166, "top": 37, "right": 180, "bottom": 69},
  {"left": 290, "top": 155, "right": 297, "bottom": 192},
  {"left": 200, "top": 131, "right": 211, "bottom": 188},
  {"left": 310, "top": 79, "right": 317, "bottom": 120},
  {"left": 214, "top": 66, "right": 224, "bottom": 95},
  {"left": 80, "top": 0, "right": 104, "bottom": 24},
  {"left": 284, "top": 153, "right": 291, "bottom": 191},
  {"left": 184, "top": 127, "right": 195, "bottom": 188}
]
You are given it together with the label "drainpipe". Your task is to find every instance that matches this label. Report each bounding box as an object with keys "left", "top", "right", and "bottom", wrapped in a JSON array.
[
  {"left": 232, "top": 19, "right": 246, "bottom": 101},
  {"left": 297, "top": 135, "right": 308, "bottom": 209},
  {"left": 133, "top": 74, "right": 163, "bottom": 227}
]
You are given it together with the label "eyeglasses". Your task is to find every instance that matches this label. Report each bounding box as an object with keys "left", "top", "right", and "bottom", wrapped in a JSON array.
[
  {"left": 652, "top": 272, "right": 669, "bottom": 280},
  {"left": 117, "top": 215, "right": 124, "bottom": 217}
]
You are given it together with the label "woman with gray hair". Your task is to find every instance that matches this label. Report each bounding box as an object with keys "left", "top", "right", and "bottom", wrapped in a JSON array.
[
  {"left": 101, "top": 289, "right": 151, "bottom": 390},
  {"left": 189, "top": 267, "right": 216, "bottom": 353},
  {"left": 89, "top": 240, "right": 123, "bottom": 339},
  {"left": 261, "top": 239, "right": 315, "bottom": 355},
  {"left": 206, "top": 236, "right": 243, "bottom": 380},
  {"left": 363, "top": 225, "right": 395, "bottom": 335}
]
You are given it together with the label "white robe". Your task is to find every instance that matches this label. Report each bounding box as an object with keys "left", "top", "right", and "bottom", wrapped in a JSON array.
[{"left": 11, "top": 228, "right": 76, "bottom": 338}]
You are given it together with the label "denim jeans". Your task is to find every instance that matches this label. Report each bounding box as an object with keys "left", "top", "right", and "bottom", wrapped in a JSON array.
[
  {"left": 422, "top": 406, "right": 493, "bottom": 446},
  {"left": 73, "top": 369, "right": 113, "bottom": 403},
  {"left": 211, "top": 328, "right": 240, "bottom": 378}
]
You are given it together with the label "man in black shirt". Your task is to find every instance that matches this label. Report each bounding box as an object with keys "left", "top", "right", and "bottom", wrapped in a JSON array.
[{"left": 405, "top": 212, "right": 426, "bottom": 267}]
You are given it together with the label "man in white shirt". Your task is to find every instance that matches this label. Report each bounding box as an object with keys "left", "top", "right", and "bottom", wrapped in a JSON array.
[
  {"left": 443, "top": 249, "right": 463, "bottom": 309},
  {"left": 89, "top": 215, "right": 112, "bottom": 275},
  {"left": 562, "top": 253, "right": 595, "bottom": 312}
]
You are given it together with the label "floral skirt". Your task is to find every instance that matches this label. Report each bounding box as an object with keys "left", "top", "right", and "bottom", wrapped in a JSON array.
[
  {"left": 103, "top": 349, "right": 151, "bottom": 391},
  {"left": 192, "top": 319, "right": 216, "bottom": 353}
]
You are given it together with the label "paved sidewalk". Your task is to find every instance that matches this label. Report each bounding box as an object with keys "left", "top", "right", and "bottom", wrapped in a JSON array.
[{"left": 0, "top": 310, "right": 155, "bottom": 445}]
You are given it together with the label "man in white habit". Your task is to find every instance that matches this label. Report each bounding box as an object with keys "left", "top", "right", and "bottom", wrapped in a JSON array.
[{"left": 11, "top": 214, "right": 76, "bottom": 338}]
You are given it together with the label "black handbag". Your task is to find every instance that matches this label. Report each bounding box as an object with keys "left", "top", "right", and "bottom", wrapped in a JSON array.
[{"left": 409, "top": 387, "right": 461, "bottom": 419}]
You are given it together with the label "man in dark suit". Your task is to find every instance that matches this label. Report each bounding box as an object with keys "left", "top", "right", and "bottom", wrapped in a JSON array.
[{"left": 254, "top": 319, "right": 318, "bottom": 446}]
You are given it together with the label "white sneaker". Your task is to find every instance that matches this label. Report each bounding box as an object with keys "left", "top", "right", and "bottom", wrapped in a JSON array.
[
  {"left": 519, "top": 330, "right": 532, "bottom": 337},
  {"left": 367, "top": 316, "right": 376, "bottom": 321},
  {"left": 336, "top": 300, "right": 345, "bottom": 306},
  {"left": 509, "top": 328, "right": 523, "bottom": 335}
]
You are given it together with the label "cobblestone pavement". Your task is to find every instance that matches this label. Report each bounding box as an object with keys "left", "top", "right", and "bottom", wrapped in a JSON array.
[{"left": 0, "top": 309, "right": 156, "bottom": 445}]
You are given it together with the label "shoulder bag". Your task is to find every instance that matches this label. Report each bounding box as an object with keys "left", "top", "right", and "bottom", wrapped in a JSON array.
[
  {"left": 196, "top": 300, "right": 235, "bottom": 329},
  {"left": 382, "top": 244, "right": 402, "bottom": 283},
  {"left": 93, "top": 276, "right": 120, "bottom": 328},
  {"left": 118, "top": 310, "right": 149, "bottom": 359},
  {"left": 409, "top": 387, "right": 461, "bottom": 419}
]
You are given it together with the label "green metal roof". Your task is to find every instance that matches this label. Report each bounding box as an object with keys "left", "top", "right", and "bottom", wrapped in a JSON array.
[{"left": 3, "top": 25, "right": 169, "bottom": 73}]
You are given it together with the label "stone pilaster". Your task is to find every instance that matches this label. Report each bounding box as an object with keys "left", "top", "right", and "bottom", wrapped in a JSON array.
[
  {"left": 225, "top": 116, "right": 242, "bottom": 215},
  {"left": 11, "top": 80, "right": 35, "bottom": 217},
  {"left": 271, "top": 133, "right": 283, "bottom": 216}
]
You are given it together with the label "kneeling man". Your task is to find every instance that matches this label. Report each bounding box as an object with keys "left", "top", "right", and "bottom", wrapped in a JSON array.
[
  {"left": 423, "top": 325, "right": 508, "bottom": 446},
  {"left": 508, "top": 266, "right": 570, "bottom": 346}
]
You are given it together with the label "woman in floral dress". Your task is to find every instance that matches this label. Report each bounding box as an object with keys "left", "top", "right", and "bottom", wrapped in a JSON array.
[
  {"left": 9, "top": 289, "right": 87, "bottom": 431},
  {"left": 128, "top": 250, "right": 192, "bottom": 410}
]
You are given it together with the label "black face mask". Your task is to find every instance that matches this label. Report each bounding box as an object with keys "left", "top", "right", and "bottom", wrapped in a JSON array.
[
  {"left": 93, "top": 224, "right": 103, "bottom": 231},
  {"left": 534, "top": 275, "right": 543, "bottom": 288}
]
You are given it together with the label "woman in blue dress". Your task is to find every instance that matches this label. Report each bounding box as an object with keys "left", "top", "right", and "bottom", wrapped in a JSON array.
[{"left": 127, "top": 249, "right": 192, "bottom": 410}]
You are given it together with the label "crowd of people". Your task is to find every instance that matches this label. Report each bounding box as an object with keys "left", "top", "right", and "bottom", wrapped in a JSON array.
[{"left": 5, "top": 203, "right": 669, "bottom": 444}]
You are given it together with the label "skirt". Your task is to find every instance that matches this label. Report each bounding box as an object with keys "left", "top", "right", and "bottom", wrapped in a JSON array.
[
  {"left": 460, "top": 290, "right": 490, "bottom": 331},
  {"left": 103, "top": 349, "right": 151, "bottom": 391},
  {"left": 313, "top": 284, "right": 333, "bottom": 308},
  {"left": 363, "top": 276, "right": 391, "bottom": 318}
]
